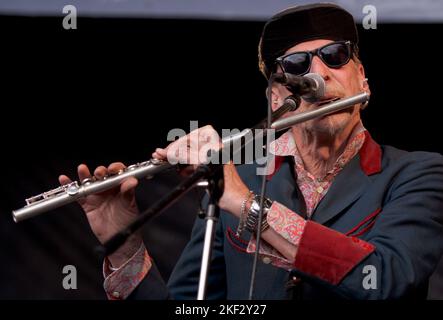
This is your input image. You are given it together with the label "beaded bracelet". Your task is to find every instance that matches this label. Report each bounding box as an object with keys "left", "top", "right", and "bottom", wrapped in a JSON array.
[{"left": 236, "top": 191, "right": 254, "bottom": 237}]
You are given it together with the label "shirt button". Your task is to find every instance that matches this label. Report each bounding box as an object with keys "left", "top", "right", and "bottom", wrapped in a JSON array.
[
  {"left": 112, "top": 291, "right": 121, "bottom": 299},
  {"left": 262, "top": 257, "right": 272, "bottom": 264},
  {"left": 292, "top": 276, "right": 301, "bottom": 284},
  {"left": 316, "top": 186, "right": 324, "bottom": 193}
]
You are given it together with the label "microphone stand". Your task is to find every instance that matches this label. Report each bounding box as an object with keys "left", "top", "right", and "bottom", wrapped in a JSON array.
[
  {"left": 196, "top": 162, "right": 224, "bottom": 300},
  {"left": 100, "top": 91, "right": 369, "bottom": 300}
]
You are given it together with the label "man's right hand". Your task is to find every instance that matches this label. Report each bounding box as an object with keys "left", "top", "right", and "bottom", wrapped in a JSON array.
[{"left": 59, "top": 162, "right": 143, "bottom": 268}]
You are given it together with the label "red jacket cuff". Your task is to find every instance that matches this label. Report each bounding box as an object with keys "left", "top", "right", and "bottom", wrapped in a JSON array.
[{"left": 294, "top": 221, "right": 375, "bottom": 285}]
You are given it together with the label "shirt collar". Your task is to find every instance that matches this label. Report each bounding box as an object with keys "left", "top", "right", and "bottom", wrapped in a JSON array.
[
  {"left": 270, "top": 121, "right": 366, "bottom": 157},
  {"left": 266, "top": 121, "right": 367, "bottom": 179}
]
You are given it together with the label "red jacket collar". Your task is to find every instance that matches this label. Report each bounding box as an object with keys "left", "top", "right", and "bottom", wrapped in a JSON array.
[{"left": 359, "top": 130, "right": 382, "bottom": 176}]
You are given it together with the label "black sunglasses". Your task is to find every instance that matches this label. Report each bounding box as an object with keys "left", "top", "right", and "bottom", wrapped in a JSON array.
[{"left": 275, "top": 41, "right": 352, "bottom": 76}]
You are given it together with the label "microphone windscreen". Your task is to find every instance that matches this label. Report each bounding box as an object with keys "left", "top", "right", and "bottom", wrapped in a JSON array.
[{"left": 303, "top": 73, "right": 325, "bottom": 102}]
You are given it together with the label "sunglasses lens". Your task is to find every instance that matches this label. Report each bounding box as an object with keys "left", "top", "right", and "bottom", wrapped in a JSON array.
[
  {"left": 320, "top": 42, "right": 350, "bottom": 67},
  {"left": 279, "top": 42, "right": 351, "bottom": 76},
  {"left": 281, "top": 52, "right": 311, "bottom": 76}
]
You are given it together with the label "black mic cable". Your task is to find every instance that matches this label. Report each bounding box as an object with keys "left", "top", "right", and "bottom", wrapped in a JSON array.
[{"left": 248, "top": 72, "right": 276, "bottom": 300}]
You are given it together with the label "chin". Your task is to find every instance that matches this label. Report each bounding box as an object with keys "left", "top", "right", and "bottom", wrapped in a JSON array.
[{"left": 308, "top": 113, "right": 351, "bottom": 136}]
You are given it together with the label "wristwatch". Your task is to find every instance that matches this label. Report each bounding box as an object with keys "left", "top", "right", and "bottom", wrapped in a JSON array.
[{"left": 245, "top": 195, "right": 273, "bottom": 234}]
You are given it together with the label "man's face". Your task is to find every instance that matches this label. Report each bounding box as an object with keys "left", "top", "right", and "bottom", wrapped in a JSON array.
[{"left": 272, "top": 39, "right": 369, "bottom": 137}]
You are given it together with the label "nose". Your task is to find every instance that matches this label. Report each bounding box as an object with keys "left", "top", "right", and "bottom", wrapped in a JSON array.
[{"left": 309, "top": 55, "right": 331, "bottom": 80}]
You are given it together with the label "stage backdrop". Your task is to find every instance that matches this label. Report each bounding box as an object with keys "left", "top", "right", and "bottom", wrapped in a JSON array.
[{"left": 1, "top": 0, "right": 443, "bottom": 22}]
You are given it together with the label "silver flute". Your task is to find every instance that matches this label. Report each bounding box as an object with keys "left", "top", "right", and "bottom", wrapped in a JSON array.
[
  {"left": 12, "top": 92, "right": 369, "bottom": 223},
  {"left": 12, "top": 159, "right": 174, "bottom": 222}
]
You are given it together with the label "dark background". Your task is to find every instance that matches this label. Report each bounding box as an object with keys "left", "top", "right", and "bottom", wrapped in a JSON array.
[{"left": 1, "top": 16, "right": 442, "bottom": 299}]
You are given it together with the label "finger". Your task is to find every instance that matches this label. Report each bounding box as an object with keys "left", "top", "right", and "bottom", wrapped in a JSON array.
[
  {"left": 152, "top": 148, "right": 167, "bottom": 160},
  {"left": 200, "top": 128, "right": 221, "bottom": 146},
  {"left": 200, "top": 125, "right": 219, "bottom": 139},
  {"left": 166, "top": 143, "right": 188, "bottom": 164},
  {"left": 162, "top": 134, "right": 188, "bottom": 158},
  {"left": 108, "top": 162, "right": 126, "bottom": 174},
  {"left": 59, "top": 175, "right": 72, "bottom": 185},
  {"left": 120, "top": 177, "right": 138, "bottom": 201},
  {"left": 78, "top": 164, "right": 92, "bottom": 182},
  {"left": 94, "top": 166, "right": 108, "bottom": 179},
  {"left": 152, "top": 151, "right": 162, "bottom": 160}
]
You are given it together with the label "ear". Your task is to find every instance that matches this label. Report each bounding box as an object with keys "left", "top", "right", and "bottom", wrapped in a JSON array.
[
  {"left": 270, "top": 91, "right": 279, "bottom": 111},
  {"left": 357, "top": 64, "right": 371, "bottom": 97},
  {"left": 356, "top": 63, "right": 371, "bottom": 110},
  {"left": 268, "top": 83, "right": 285, "bottom": 111}
]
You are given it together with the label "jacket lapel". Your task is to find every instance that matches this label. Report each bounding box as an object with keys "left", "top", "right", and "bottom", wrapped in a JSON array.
[
  {"left": 310, "top": 154, "right": 371, "bottom": 225},
  {"left": 266, "top": 157, "right": 303, "bottom": 214},
  {"left": 265, "top": 131, "right": 382, "bottom": 225},
  {"left": 311, "top": 131, "right": 382, "bottom": 225}
]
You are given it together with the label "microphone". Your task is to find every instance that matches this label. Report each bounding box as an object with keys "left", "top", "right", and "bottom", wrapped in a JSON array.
[
  {"left": 272, "top": 73, "right": 325, "bottom": 103},
  {"left": 251, "top": 95, "right": 300, "bottom": 130}
]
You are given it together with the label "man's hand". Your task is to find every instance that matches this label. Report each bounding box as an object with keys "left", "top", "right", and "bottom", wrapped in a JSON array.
[
  {"left": 59, "top": 162, "right": 142, "bottom": 268},
  {"left": 152, "top": 125, "right": 222, "bottom": 165},
  {"left": 152, "top": 125, "right": 249, "bottom": 218}
]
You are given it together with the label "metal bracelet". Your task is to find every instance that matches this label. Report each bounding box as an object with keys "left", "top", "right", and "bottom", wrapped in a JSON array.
[{"left": 245, "top": 195, "right": 272, "bottom": 234}]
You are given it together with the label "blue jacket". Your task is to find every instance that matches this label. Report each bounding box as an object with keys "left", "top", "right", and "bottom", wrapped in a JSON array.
[{"left": 130, "top": 132, "right": 443, "bottom": 300}]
